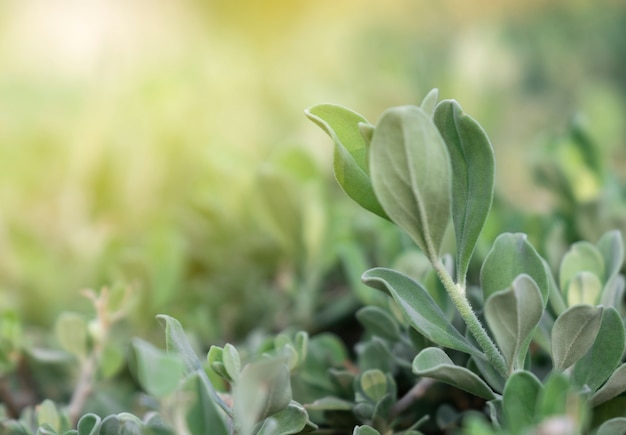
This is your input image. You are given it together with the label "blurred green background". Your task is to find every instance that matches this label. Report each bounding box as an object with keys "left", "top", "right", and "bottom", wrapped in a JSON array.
[{"left": 1, "top": 0, "right": 625, "bottom": 343}]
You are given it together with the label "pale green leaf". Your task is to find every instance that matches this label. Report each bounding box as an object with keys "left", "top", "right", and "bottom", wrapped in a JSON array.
[
  {"left": 356, "top": 306, "right": 401, "bottom": 341},
  {"left": 256, "top": 401, "right": 315, "bottom": 435},
  {"left": 131, "top": 338, "right": 184, "bottom": 397},
  {"left": 420, "top": 88, "right": 439, "bottom": 117},
  {"left": 305, "top": 104, "right": 387, "bottom": 219},
  {"left": 595, "top": 417, "right": 626, "bottom": 435},
  {"left": 551, "top": 305, "right": 603, "bottom": 372},
  {"left": 566, "top": 271, "right": 602, "bottom": 306},
  {"left": 359, "top": 369, "right": 388, "bottom": 402},
  {"left": 412, "top": 347, "right": 496, "bottom": 400},
  {"left": 559, "top": 241, "right": 605, "bottom": 292},
  {"left": 54, "top": 312, "right": 87, "bottom": 359},
  {"left": 434, "top": 100, "right": 495, "bottom": 285},
  {"left": 502, "top": 371, "right": 543, "bottom": 434},
  {"left": 184, "top": 373, "right": 229, "bottom": 435},
  {"left": 369, "top": 105, "right": 451, "bottom": 258},
  {"left": 480, "top": 233, "right": 549, "bottom": 305},
  {"left": 591, "top": 363, "right": 626, "bottom": 407},
  {"left": 362, "top": 268, "right": 484, "bottom": 359},
  {"left": 484, "top": 274, "right": 543, "bottom": 373},
  {"left": 572, "top": 307, "right": 625, "bottom": 393},
  {"left": 353, "top": 426, "right": 381, "bottom": 435},
  {"left": 597, "top": 230, "right": 624, "bottom": 282}
]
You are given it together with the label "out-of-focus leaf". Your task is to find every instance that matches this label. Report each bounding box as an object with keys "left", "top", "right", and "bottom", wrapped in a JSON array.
[
  {"left": 353, "top": 426, "right": 381, "bottom": 435},
  {"left": 356, "top": 306, "right": 401, "bottom": 341},
  {"left": 595, "top": 417, "right": 626, "bottom": 435},
  {"left": 434, "top": 99, "right": 495, "bottom": 285},
  {"left": 597, "top": 230, "right": 623, "bottom": 282},
  {"left": 54, "top": 312, "right": 87, "bottom": 359},
  {"left": 37, "top": 400, "right": 60, "bottom": 432},
  {"left": 601, "top": 275, "right": 625, "bottom": 310},
  {"left": 484, "top": 274, "right": 543, "bottom": 373},
  {"left": 305, "top": 104, "right": 387, "bottom": 219},
  {"left": 99, "top": 413, "right": 143, "bottom": 435},
  {"left": 480, "top": 233, "right": 549, "bottom": 305},
  {"left": 572, "top": 307, "right": 625, "bottom": 392},
  {"left": 412, "top": 347, "right": 496, "bottom": 400},
  {"left": 566, "top": 271, "right": 602, "bottom": 306},
  {"left": 420, "top": 88, "right": 439, "bottom": 117},
  {"left": 305, "top": 397, "right": 353, "bottom": 411},
  {"left": 502, "top": 371, "right": 543, "bottom": 434},
  {"left": 183, "top": 373, "right": 229, "bottom": 435},
  {"left": 552, "top": 305, "right": 603, "bottom": 372},
  {"left": 537, "top": 373, "right": 570, "bottom": 418},
  {"left": 358, "top": 369, "right": 389, "bottom": 402},
  {"left": 76, "top": 414, "right": 101, "bottom": 435},
  {"left": 559, "top": 241, "right": 605, "bottom": 291},
  {"left": 369, "top": 105, "right": 451, "bottom": 259},
  {"left": 256, "top": 401, "right": 316, "bottom": 435},
  {"left": 131, "top": 338, "right": 184, "bottom": 397},
  {"left": 591, "top": 363, "right": 626, "bottom": 407},
  {"left": 362, "top": 268, "right": 484, "bottom": 359}
]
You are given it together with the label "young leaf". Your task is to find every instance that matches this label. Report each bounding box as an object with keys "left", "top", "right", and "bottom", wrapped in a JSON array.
[
  {"left": 502, "top": 371, "right": 543, "bottom": 434},
  {"left": 369, "top": 105, "right": 451, "bottom": 259},
  {"left": 559, "top": 241, "right": 605, "bottom": 292},
  {"left": 131, "top": 338, "right": 185, "bottom": 397},
  {"left": 572, "top": 307, "right": 625, "bottom": 393},
  {"left": 566, "top": 271, "right": 602, "bottom": 306},
  {"left": 480, "top": 233, "right": 549, "bottom": 305},
  {"left": 420, "top": 88, "right": 439, "bottom": 117},
  {"left": 362, "top": 268, "right": 484, "bottom": 359},
  {"left": 551, "top": 305, "right": 603, "bottom": 372},
  {"left": 305, "top": 104, "right": 387, "bottom": 219},
  {"left": 484, "top": 274, "right": 543, "bottom": 373},
  {"left": 359, "top": 369, "right": 389, "bottom": 402},
  {"left": 434, "top": 100, "right": 495, "bottom": 285},
  {"left": 255, "top": 401, "right": 315, "bottom": 435},
  {"left": 591, "top": 363, "right": 626, "bottom": 407},
  {"left": 76, "top": 414, "right": 101, "bottom": 435},
  {"left": 597, "top": 230, "right": 623, "bottom": 282},
  {"left": 412, "top": 347, "right": 496, "bottom": 400},
  {"left": 54, "top": 312, "right": 87, "bottom": 360}
]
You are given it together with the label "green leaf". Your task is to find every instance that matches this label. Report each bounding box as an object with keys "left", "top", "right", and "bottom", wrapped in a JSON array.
[
  {"left": 591, "top": 363, "right": 626, "bottom": 407},
  {"left": 256, "top": 401, "right": 315, "bottom": 435},
  {"left": 36, "top": 424, "right": 57, "bottom": 435},
  {"left": 99, "top": 414, "right": 143, "bottom": 435},
  {"left": 480, "top": 233, "right": 549, "bottom": 305},
  {"left": 434, "top": 100, "right": 495, "bottom": 285},
  {"left": 359, "top": 369, "right": 389, "bottom": 402},
  {"left": 552, "top": 305, "right": 603, "bottom": 372},
  {"left": 559, "top": 241, "right": 605, "bottom": 292},
  {"left": 566, "top": 271, "right": 602, "bottom": 306},
  {"left": 537, "top": 372, "right": 570, "bottom": 418},
  {"left": 597, "top": 230, "right": 623, "bottom": 282},
  {"left": 54, "top": 312, "right": 87, "bottom": 359},
  {"left": 595, "top": 417, "right": 626, "bottom": 435},
  {"left": 502, "top": 371, "right": 543, "bottom": 434},
  {"left": 131, "top": 338, "right": 184, "bottom": 397},
  {"left": 601, "top": 275, "right": 625, "bottom": 310},
  {"left": 184, "top": 373, "right": 229, "bottom": 435},
  {"left": 305, "top": 397, "right": 354, "bottom": 411},
  {"left": 412, "top": 347, "right": 496, "bottom": 400},
  {"left": 484, "top": 274, "right": 543, "bottom": 373},
  {"left": 369, "top": 105, "right": 451, "bottom": 258},
  {"left": 362, "top": 268, "right": 484, "bottom": 359},
  {"left": 305, "top": 104, "right": 387, "bottom": 219},
  {"left": 572, "top": 308, "right": 625, "bottom": 393},
  {"left": 76, "top": 414, "right": 101, "bottom": 435},
  {"left": 222, "top": 343, "right": 241, "bottom": 384},
  {"left": 156, "top": 315, "right": 231, "bottom": 416},
  {"left": 353, "top": 426, "right": 381, "bottom": 435},
  {"left": 356, "top": 306, "right": 402, "bottom": 341},
  {"left": 37, "top": 400, "right": 60, "bottom": 432},
  {"left": 420, "top": 88, "right": 439, "bottom": 117}
]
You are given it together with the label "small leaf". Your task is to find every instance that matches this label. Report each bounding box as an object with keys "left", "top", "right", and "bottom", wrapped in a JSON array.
[
  {"left": 131, "top": 338, "right": 184, "bottom": 397},
  {"left": 434, "top": 99, "right": 495, "bottom": 285},
  {"left": 420, "top": 88, "right": 439, "bottom": 117},
  {"left": 353, "top": 426, "right": 381, "bottom": 435},
  {"left": 572, "top": 308, "right": 625, "bottom": 393},
  {"left": 305, "top": 397, "right": 353, "bottom": 411},
  {"left": 305, "top": 104, "right": 387, "bottom": 219},
  {"left": 37, "top": 400, "right": 60, "bottom": 432},
  {"left": 601, "top": 275, "right": 625, "bottom": 310},
  {"left": 484, "top": 274, "right": 543, "bottom": 373},
  {"left": 595, "top": 417, "right": 626, "bottom": 435},
  {"left": 362, "top": 268, "right": 484, "bottom": 359},
  {"left": 54, "top": 312, "right": 87, "bottom": 359},
  {"left": 597, "top": 230, "right": 623, "bottom": 282},
  {"left": 412, "top": 347, "right": 496, "bottom": 400},
  {"left": 256, "top": 401, "right": 314, "bottom": 435},
  {"left": 356, "top": 306, "right": 402, "bottom": 341},
  {"left": 480, "top": 233, "right": 549, "bottom": 305},
  {"left": 559, "top": 241, "right": 605, "bottom": 292},
  {"left": 591, "top": 363, "right": 626, "bottom": 407},
  {"left": 76, "top": 414, "right": 101, "bottom": 435},
  {"left": 359, "top": 369, "right": 388, "bottom": 402},
  {"left": 369, "top": 105, "right": 451, "bottom": 258},
  {"left": 222, "top": 344, "right": 241, "bottom": 384},
  {"left": 566, "top": 271, "right": 602, "bottom": 306},
  {"left": 551, "top": 305, "right": 603, "bottom": 372},
  {"left": 502, "top": 371, "right": 543, "bottom": 434}
]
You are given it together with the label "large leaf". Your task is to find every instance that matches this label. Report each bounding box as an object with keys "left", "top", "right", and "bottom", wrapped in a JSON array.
[
  {"left": 591, "top": 363, "right": 626, "bottom": 407},
  {"left": 484, "top": 274, "right": 543, "bottom": 374},
  {"left": 362, "top": 268, "right": 484, "bottom": 359},
  {"left": 480, "top": 233, "right": 549, "bottom": 305},
  {"left": 412, "top": 347, "right": 496, "bottom": 400},
  {"left": 434, "top": 100, "right": 495, "bottom": 285},
  {"left": 551, "top": 305, "right": 603, "bottom": 372},
  {"left": 369, "top": 105, "right": 451, "bottom": 259},
  {"left": 572, "top": 307, "right": 625, "bottom": 393},
  {"left": 559, "top": 241, "right": 605, "bottom": 292},
  {"left": 305, "top": 104, "right": 387, "bottom": 219},
  {"left": 502, "top": 371, "right": 543, "bottom": 434}
]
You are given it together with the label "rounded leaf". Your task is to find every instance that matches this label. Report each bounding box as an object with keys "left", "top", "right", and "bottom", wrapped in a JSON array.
[
  {"left": 502, "top": 371, "right": 543, "bottom": 433},
  {"left": 551, "top": 305, "right": 603, "bottom": 372},
  {"left": 559, "top": 241, "right": 605, "bottom": 292},
  {"left": 566, "top": 271, "right": 602, "bottom": 307}
]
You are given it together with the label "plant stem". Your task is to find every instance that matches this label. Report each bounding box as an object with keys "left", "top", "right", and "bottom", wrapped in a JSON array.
[{"left": 431, "top": 258, "right": 508, "bottom": 377}]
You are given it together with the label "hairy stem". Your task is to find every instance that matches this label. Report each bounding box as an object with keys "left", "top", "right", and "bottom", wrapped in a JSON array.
[{"left": 431, "top": 258, "right": 508, "bottom": 377}]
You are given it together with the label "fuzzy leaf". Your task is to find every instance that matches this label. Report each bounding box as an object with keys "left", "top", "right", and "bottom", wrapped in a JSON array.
[
  {"left": 597, "top": 230, "right": 623, "bottom": 282},
  {"left": 591, "top": 363, "right": 626, "bottom": 407},
  {"left": 551, "top": 305, "right": 603, "bottom": 372},
  {"left": 480, "top": 233, "right": 549, "bottom": 305},
  {"left": 305, "top": 104, "right": 387, "bottom": 219},
  {"left": 413, "top": 347, "right": 496, "bottom": 400},
  {"left": 595, "top": 417, "right": 626, "bottom": 435},
  {"left": 369, "top": 105, "right": 451, "bottom": 258},
  {"left": 362, "top": 268, "right": 484, "bottom": 359},
  {"left": 484, "top": 274, "right": 543, "bottom": 373},
  {"left": 434, "top": 100, "right": 495, "bottom": 284},
  {"left": 559, "top": 241, "right": 605, "bottom": 292},
  {"left": 256, "top": 401, "right": 314, "bottom": 435},
  {"left": 566, "top": 271, "right": 602, "bottom": 306},
  {"left": 572, "top": 307, "right": 625, "bottom": 393},
  {"left": 420, "top": 88, "right": 439, "bottom": 117},
  {"left": 502, "top": 371, "right": 543, "bottom": 434},
  {"left": 76, "top": 414, "right": 101, "bottom": 435},
  {"left": 353, "top": 426, "right": 381, "bottom": 435}
]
